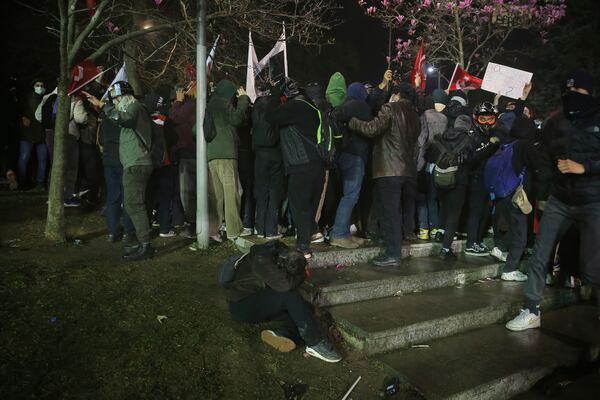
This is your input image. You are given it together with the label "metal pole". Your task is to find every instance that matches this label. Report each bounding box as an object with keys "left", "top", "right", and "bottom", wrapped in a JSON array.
[{"left": 196, "top": 0, "right": 209, "bottom": 249}]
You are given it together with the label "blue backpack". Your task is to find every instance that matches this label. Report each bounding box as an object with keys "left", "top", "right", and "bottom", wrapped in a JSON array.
[{"left": 483, "top": 141, "right": 524, "bottom": 198}]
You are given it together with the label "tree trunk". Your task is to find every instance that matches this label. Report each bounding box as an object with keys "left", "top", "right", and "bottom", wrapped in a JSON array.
[
  {"left": 45, "top": 82, "right": 71, "bottom": 241},
  {"left": 125, "top": 39, "right": 143, "bottom": 96}
]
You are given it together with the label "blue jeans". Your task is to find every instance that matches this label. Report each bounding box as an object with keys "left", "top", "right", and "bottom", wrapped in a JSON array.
[
  {"left": 104, "top": 166, "right": 134, "bottom": 236},
  {"left": 18, "top": 140, "right": 48, "bottom": 185},
  {"left": 525, "top": 196, "right": 600, "bottom": 313},
  {"left": 156, "top": 166, "right": 177, "bottom": 234},
  {"left": 416, "top": 169, "right": 440, "bottom": 230},
  {"left": 331, "top": 153, "right": 365, "bottom": 239}
]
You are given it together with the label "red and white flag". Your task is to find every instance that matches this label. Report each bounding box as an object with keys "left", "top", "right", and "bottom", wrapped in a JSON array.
[
  {"left": 410, "top": 40, "right": 426, "bottom": 92},
  {"left": 68, "top": 59, "right": 103, "bottom": 95},
  {"left": 447, "top": 64, "right": 482, "bottom": 91},
  {"left": 206, "top": 35, "right": 220, "bottom": 75}
]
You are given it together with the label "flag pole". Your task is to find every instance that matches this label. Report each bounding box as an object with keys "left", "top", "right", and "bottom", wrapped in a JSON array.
[
  {"left": 447, "top": 63, "right": 459, "bottom": 92},
  {"left": 283, "top": 22, "right": 289, "bottom": 77},
  {"left": 387, "top": 25, "right": 392, "bottom": 70},
  {"left": 195, "top": 0, "right": 209, "bottom": 249}
]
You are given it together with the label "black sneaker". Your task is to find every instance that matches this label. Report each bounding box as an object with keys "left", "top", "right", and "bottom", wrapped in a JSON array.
[
  {"left": 465, "top": 244, "right": 487, "bottom": 256},
  {"left": 439, "top": 248, "right": 457, "bottom": 261},
  {"left": 123, "top": 243, "right": 154, "bottom": 261},
  {"left": 372, "top": 254, "right": 401, "bottom": 267}
]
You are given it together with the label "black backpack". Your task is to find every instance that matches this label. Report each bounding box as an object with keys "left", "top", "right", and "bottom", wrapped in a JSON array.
[
  {"left": 217, "top": 252, "right": 247, "bottom": 288},
  {"left": 298, "top": 99, "right": 337, "bottom": 165},
  {"left": 41, "top": 94, "right": 57, "bottom": 129},
  {"left": 432, "top": 136, "right": 470, "bottom": 189},
  {"left": 133, "top": 114, "right": 167, "bottom": 169},
  {"left": 203, "top": 110, "right": 217, "bottom": 143}
]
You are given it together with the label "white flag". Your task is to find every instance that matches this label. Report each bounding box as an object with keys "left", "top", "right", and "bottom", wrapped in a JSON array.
[
  {"left": 206, "top": 35, "right": 220, "bottom": 74},
  {"left": 245, "top": 32, "right": 260, "bottom": 103},
  {"left": 102, "top": 63, "right": 128, "bottom": 100},
  {"left": 257, "top": 31, "right": 287, "bottom": 74}
]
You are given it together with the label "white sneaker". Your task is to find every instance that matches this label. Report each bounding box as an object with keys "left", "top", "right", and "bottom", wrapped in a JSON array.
[
  {"left": 501, "top": 270, "right": 528, "bottom": 282},
  {"left": 265, "top": 234, "right": 283, "bottom": 240},
  {"left": 490, "top": 247, "right": 508, "bottom": 262},
  {"left": 159, "top": 230, "right": 177, "bottom": 238},
  {"left": 239, "top": 228, "right": 253, "bottom": 237},
  {"left": 506, "top": 309, "right": 540, "bottom": 331},
  {"left": 311, "top": 232, "right": 325, "bottom": 243}
]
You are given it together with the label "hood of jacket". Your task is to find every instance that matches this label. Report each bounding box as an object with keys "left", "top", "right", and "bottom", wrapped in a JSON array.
[
  {"left": 325, "top": 72, "right": 347, "bottom": 107},
  {"left": 510, "top": 116, "right": 537, "bottom": 141},
  {"left": 214, "top": 79, "right": 237, "bottom": 100},
  {"left": 347, "top": 82, "right": 368, "bottom": 101}
]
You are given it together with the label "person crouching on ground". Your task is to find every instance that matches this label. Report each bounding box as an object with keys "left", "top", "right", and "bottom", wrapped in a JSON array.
[
  {"left": 84, "top": 81, "right": 155, "bottom": 261},
  {"left": 223, "top": 240, "right": 342, "bottom": 363}
]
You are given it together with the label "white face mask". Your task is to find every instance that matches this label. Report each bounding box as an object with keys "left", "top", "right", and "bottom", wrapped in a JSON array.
[{"left": 34, "top": 86, "right": 46, "bottom": 95}]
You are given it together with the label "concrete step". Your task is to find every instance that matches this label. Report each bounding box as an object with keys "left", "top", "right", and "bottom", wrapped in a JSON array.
[
  {"left": 376, "top": 305, "right": 600, "bottom": 400},
  {"left": 235, "top": 235, "right": 485, "bottom": 267},
  {"left": 303, "top": 253, "right": 504, "bottom": 306},
  {"left": 328, "top": 280, "right": 579, "bottom": 354}
]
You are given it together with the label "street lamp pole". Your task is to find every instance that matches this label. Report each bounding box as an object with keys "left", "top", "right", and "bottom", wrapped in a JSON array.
[{"left": 195, "top": 0, "right": 209, "bottom": 249}]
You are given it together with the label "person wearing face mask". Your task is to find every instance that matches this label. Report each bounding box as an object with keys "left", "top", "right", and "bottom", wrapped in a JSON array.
[
  {"left": 506, "top": 69, "right": 600, "bottom": 331},
  {"left": 463, "top": 102, "right": 501, "bottom": 256},
  {"left": 18, "top": 79, "right": 48, "bottom": 190},
  {"left": 85, "top": 81, "right": 155, "bottom": 261}
]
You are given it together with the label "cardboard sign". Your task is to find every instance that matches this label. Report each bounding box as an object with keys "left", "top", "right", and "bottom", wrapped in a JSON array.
[{"left": 481, "top": 62, "right": 533, "bottom": 100}]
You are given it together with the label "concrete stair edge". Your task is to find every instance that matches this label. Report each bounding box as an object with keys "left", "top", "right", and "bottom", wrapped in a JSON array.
[
  {"left": 310, "top": 262, "right": 503, "bottom": 307},
  {"left": 335, "top": 288, "right": 579, "bottom": 355}
]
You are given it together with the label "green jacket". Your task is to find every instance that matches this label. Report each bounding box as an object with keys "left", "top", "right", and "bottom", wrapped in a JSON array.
[
  {"left": 104, "top": 100, "right": 152, "bottom": 169},
  {"left": 207, "top": 80, "right": 250, "bottom": 161},
  {"left": 325, "top": 72, "right": 347, "bottom": 108}
]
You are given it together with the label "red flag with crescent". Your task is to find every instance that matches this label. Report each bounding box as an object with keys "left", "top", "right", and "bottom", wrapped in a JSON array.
[
  {"left": 410, "top": 41, "right": 426, "bottom": 91},
  {"left": 447, "top": 64, "right": 482, "bottom": 91}
]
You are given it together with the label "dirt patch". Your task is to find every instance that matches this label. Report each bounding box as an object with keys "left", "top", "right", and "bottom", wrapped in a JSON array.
[{"left": 0, "top": 191, "right": 414, "bottom": 399}]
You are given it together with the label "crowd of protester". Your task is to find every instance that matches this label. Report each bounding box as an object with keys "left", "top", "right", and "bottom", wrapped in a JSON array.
[{"left": 2, "top": 65, "right": 599, "bottom": 361}]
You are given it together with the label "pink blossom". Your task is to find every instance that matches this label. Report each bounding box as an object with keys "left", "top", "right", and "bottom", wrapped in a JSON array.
[
  {"left": 458, "top": 0, "right": 472, "bottom": 9},
  {"left": 395, "top": 14, "right": 405, "bottom": 23},
  {"left": 357, "top": 0, "right": 366, "bottom": 6},
  {"left": 366, "top": 6, "right": 377, "bottom": 15},
  {"left": 381, "top": 0, "right": 391, "bottom": 7},
  {"left": 410, "top": 18, "right": 417, "bottom": 26},
  {"left": 408, "top": 28, "right": 416, "bottom": 36},
  {"left": 446, "top": 2, "right": 454, "bottom": 11},
  {"left": 421, "top": 0, "right": 432, "bottom": 7}
]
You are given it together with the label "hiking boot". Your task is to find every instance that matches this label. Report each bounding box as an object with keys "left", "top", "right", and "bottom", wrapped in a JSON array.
[
  {"left": 311, "top": 232, "right": 325, "bottom": 243},
  {"left": 159, "top": 230, "right": 177, "bottom": 238},
  {"left": 418, "top": 228, "right": 429, "bottom": 240},
  {"left": 490, "top": 246, "right": 508, "bottom": 262},
  {"left": 330, "top": 236, "right": 359, "bottom": 249},
  {"left": 505, "top": 309, "right": 540, "bottom": 331},
  {"left": 305, "top": 340, "right": 342, "bottom": 363},
  {"left": 439, "top": 248, "right": 457, "bottom": 261},
  {"left": 260, "top": 330, "right": 296, "bottom": 352},
  {"left": 123, "top": 243, "right": 154, "bottom": 261},
  {"left": 501, "top": 270, "right": 528, "bottom": 282},
  {"left": 371, "top": 254, "right": 401, "bottom": 267},
  {"left": 465, "top": 244, "right": 487, "bottom": 256}
]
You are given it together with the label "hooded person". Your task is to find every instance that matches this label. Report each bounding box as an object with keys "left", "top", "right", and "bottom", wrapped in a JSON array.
[
  {"left": 205, "top": 79, "right": 251, "bottom": 240},
  {"left": 325, "top": 72, "right": 347, "bottom": 108},
  {"left": 328, "top": 82, "right": 373, "bottom": 248},
  {"left": 416, "top": 89, "right": 450, "bottom": 240},
  {"left": 266, "top": 77, "right": 327, "bottom": 258},
  {"left": 348, "top": 83, "right": 421, "bottom": 267},
  {"left": 506, "top": 68, "right": 600, "bottom": 331},
  {"left": 426, "top": 114, "right": 474, "bottom": 259},
  {"left": 443, "top": 90, "right": 471, "bottom": 127}
]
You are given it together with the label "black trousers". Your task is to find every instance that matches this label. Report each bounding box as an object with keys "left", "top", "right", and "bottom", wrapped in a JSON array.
[
  {"left": 438, "top": 185, "right": 467, "bottom": 249},
  {"left": 467, "top": 174, "right": 492, "bottom": 247},
  {"left": 254, "top": 149, "right": 285, "bottom": 237},
  {"left": 402, "top": 177, "right": 417, "bottom": 237},
  {"left": 78, "top": 142, "right": 103, "bottom": 202},
  {"left": 374, "top": 176, "right": 408, "bottom": 258},
  {"left": 229, "top": 288, "right": 325, "bottom": 346},
  {"left": 238, "top": 148, "right": 255, "bottom": 229},
  {"left": 287, "top": 166, "right": 325, "bottom": 250},
  {"left": 499, "top": 196, "right": 528, "bottom": 273}
]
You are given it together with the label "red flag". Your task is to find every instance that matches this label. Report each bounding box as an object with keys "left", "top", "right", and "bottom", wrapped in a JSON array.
[
  {"left": 68, "top": 59, "right": 101, "bottom": 95},
  {"left": 410, "top": 41, "right": 426, "bottom": 91},
  {"left": 85, "top": 0, "right": 96, "bottom": 16},
  {"left": 447, "top": 64, "right": 482, "bottom": 91}
]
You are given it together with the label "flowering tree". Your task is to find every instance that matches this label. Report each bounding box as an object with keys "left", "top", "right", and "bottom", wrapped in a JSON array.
[{"left": 359, "top": 0, "right": 566, "bottom": 74}]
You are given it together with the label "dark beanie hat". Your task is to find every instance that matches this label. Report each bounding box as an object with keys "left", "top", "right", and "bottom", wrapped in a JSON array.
[
  {"left": 431, "top": 88, "right": 450, "bottom": 105},
  {"left": 564, "top": 69, "right": 594, "bottom": 94},
  {"left": 391, "top": 83, "right": 417, "bottom": 105}
]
